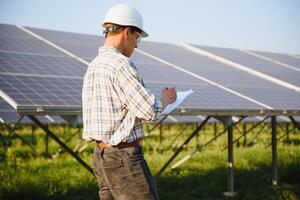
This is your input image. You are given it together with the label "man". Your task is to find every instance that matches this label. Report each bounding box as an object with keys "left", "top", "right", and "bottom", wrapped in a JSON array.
[{"left": 82, "top": 3, "right": 176, "bottom": 200}]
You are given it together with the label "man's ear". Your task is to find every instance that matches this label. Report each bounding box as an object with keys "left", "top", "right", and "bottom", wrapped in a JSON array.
[{"left": 122, "top": 27, "right": 130, "bottom": 39}]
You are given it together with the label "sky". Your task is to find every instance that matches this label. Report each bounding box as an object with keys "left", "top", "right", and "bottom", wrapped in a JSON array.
[{"left": 0, "top": 0, "right": 299, "bottom": 54}]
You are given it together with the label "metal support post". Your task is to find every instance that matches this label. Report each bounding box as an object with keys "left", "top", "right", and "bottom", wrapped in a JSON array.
[
  {"left": 223, "top": 116, "right": 236, "bottom": 197},
  {"left": 222, "top": 116, "right": 268, "bottom": 151},
  {"left": 45, "top": 130, "right": 49, "bottom": 157},
  {"left": 271, "top": 116, "right": 278, "bottom": 186},
  {"left": 243, "top": 123, "right": 247, "bottom": 146},
  {"left": 286, "top": 123, "right": 289, "bottom": 141}
]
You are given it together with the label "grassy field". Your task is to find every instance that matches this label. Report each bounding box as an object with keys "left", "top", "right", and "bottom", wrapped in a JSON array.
[{"left": 0, "top": 122, "right": 299, "bottom": 200}]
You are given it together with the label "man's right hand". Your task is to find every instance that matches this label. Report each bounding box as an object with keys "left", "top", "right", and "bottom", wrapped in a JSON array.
[{"left": 161, "top": 87, "right": 177, "bottom": 110}]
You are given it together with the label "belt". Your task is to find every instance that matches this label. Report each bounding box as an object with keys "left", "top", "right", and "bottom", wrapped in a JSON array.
[{"left": 96, "top": 139, "right": 141, "bottom": 148}]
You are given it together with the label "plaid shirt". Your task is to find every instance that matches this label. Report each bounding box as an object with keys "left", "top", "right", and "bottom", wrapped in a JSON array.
[{"left": 82, "top": 46, "right": 162, "bottom": 145}]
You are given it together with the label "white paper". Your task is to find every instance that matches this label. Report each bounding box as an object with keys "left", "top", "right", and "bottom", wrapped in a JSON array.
[{"left": 161, "top": 89, "right": 194, "bottom": 115}]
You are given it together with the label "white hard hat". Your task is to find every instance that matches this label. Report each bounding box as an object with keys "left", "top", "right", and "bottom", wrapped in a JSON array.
[{"left": 102, "top": 4, "right": 149, "bottom": 38}]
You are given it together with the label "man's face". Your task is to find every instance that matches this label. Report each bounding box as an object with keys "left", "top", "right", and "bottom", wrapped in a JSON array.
[{"left": 123, "top": 28, "right": 141, "bottom": 57}]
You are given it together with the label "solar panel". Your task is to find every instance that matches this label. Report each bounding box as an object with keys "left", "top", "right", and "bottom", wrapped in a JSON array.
[
  {"left": 251, "top": 50, "right": 300, "bottom": 70},
  {"left": 27, "top": 27, "right": 103, "bottom": 61},
  {"left": 193, "top": 45, "right": 300, "bottom": 88},
  {"left": 131, "top": 53, "right": 262, "bottom": 109},
  {"left": 0, "top": 97, "right": 65, "bottom": 124},
  {"left": 0, "top": 24, "right": 85, "bottom": 112},
  {"left": 0, "top": 75, "right": 82, "bottom": 105},
  {"left": 0, "top": 26, "right": 63, "bottom": 56},
  {"left": 0, "top": 24, "right": 32, "bottom": 39},
  {"left": 27, "top": 28, "right": 263, "bottom": 111},
  {"left": 0, "top": 52, "right": 86, "bottom": 76},
  {"left": 1, "top": 24, "right": 300, "bottom": 117},
  {"left": 137, "top": 42, "right": 300, "bottom": 110}
]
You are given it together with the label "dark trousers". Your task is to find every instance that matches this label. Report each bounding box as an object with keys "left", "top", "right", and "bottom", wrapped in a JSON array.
[{"left": 93, "top": 146, "right": 159, "bottom": 200}]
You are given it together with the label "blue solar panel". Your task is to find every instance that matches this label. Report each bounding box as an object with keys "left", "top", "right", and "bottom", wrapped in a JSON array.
[
  {"left": 0, "top": 97, "right": 65, "bottom": 124},
  {"left": 138, "top": 42, "right": 300, "bottom": 110},
  {"left": 27, "top": 27, "right": 103, "bottom": 61},
  {"left": 0, "top": 24, "right": 86, "bottom": 108},
  {"left": 0, "top": 24, "right": 32, "bottom": 39},
  {"left": 27, "top": 28, "right": 262, "bottom": 110},
  {"left": 1, "top": 24, "right": 299, "bottom": 116},
  {"left": 251, "top": 50, "right": 300, "bottom": 70},
  {"left": 0, "top": 52, "right": 86, "bottom": 76},
  {"left": 146, "top": 82, "right": 260, "bottom": 109},
  {"left": 193, "top": 45, "right": 300, "bottom": 88},
  {"left": 0, "top": 74, "right": 82, "bottom": 106},
  {"left": 0, "top": 36, "right": 63, "bottom": 56}
]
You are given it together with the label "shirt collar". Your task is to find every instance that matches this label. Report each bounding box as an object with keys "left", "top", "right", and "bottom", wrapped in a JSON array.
[{"left": 99, "top": 46, "right": 121, "bottom": 54}]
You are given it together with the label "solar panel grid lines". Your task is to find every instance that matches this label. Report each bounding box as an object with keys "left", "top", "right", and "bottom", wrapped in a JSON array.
[
  {"left": 29, "top": 26, "right": 300, "bottom": 113},
  {"left": 0, "top": 49, "right": 66, "bottom": 57},
  {"left": 27, "top": 27, "right": 103, "bottom": 61},
  {"left": 18, "top": 26, "right": 90, "bottom": 66},
  {"left": 0, "top": 72, "right": 83, "bottom": 80},
  {"left": 139, "top": 42, "right": 300, "bottom": 110},
  {"left": 135, "top": 48, "right": 273, "bottom": 110},
  {"left": 131, "top": 52, "right": 211, "bottom": 85},
  {"left": 181, "top": 43, "right": 300, "bottom": 93},
  {"left": 18, "top": 76, "right": 71, "bottom": 105},
  {"left": 28, "top": 26, "right": 266, "bottom": 112},
  {"left": 0, "top": 24, "right": 87, "bottom": 112},
  {"left": 27, "top": 26, "right": 104, "bottom": 46},
  {"left": 0, "top": 24, "right": 31, "bottom": 39},
  {"left": 11, "top": 75, "right": 54, "bottom": 105},
  {"left": 229, "top": 87, "right": 300, "bottom": 110},
  {"left": 204, "top": 46, "right": 300, "bottom": 89},
  {"left": 0, "top": 52, "right": 86, "bottom": 76},
  {"left": 255, "top": 51, "right": 300, "bottom": 69},
  {"left": 0, "top": 74, "right": 83, "bottom": 106},
  {"left": 0, "top": 36, "right": 63, "bottom": 56},
  {"left": 290, "top": 54, "right": 300, "bottom": 60},
  {"left": 241, "top": 50, "right": 300, "bottom": 72},
  {"left": 0, "top": 75, "right": 36, "bottom": 105}
]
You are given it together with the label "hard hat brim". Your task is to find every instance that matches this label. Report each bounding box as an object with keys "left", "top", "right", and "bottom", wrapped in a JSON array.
[{"left": 102, "top": 21, "right": 149, "bottom": 38}]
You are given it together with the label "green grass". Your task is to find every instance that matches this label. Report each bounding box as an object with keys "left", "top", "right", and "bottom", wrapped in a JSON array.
[{"left": 0, "top": 122, "right": 299, "bottom": 200}]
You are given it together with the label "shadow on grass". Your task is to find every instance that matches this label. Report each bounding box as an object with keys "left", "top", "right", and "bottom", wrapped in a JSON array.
[
  {"left": 0, "top": 181, "right": 99, "bottom": 200},
  {"left": 157, "top": 164, "right": 300, "bottom": 200}
]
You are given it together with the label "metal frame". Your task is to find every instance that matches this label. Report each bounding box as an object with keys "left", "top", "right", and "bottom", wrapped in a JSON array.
[
  {"left": 15, "top": 106, "right": 300, "bottom": 116},
  {"left": 28, "top": 115, "right": 94, "bottom": 176},
  {"left": 151, "top": 114, "right": 300, "bottom": 196},
  {"left": 155, "top": 116, "right": 211, "bottom": 178},
  {"left": 1, "top": 116, "right": 37, "bottom": 155}
]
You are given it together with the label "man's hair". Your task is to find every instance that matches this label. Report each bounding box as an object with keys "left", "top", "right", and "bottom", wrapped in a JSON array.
[{"left": 103, "top": 23, "right": 142, "bottom": 36}]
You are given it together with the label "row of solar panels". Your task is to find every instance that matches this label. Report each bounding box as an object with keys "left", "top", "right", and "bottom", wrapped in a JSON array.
[{"left": 0, "top": 24, "right": 300, "bottom": 124}]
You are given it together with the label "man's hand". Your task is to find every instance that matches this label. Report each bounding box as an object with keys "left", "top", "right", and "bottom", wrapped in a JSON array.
[{"left": 161, "top": 87, "right": 177, "bottom": 110}]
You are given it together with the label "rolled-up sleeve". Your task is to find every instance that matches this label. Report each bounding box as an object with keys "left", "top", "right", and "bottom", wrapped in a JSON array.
[{"left": 114, "top": 62, "right": 162, "bottom": 122}]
